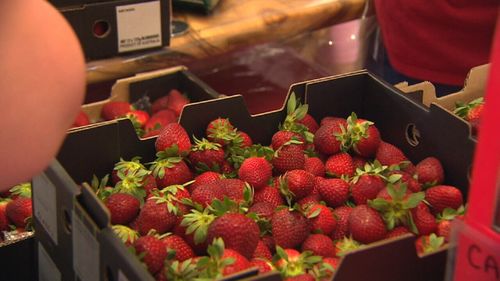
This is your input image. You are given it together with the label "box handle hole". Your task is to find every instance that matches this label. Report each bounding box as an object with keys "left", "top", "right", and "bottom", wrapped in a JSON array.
[
  {"left": 405, "top": 123, "right": 420, "bottom": 147},
  {"left": 93, "top": 20, "right": 111, "bottom": 38}
]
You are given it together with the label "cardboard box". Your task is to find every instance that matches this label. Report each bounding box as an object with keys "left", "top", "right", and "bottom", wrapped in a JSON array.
[
  {"left": 33, "top": 70, "right": 476, "bottom": 281},
  {"left": 0, "top": 236, "right": 36, "bottom": 281},
  {"left": 50, "top": 0, "right": 171, "bottom": 60},
  {"left": 78, "top": 65, "right": 221, "bottom": 129}
]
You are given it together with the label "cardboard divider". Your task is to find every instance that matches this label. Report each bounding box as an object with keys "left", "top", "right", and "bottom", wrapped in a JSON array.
[{"left": 34, "top": 69, "right": 476, "bottom": 281}]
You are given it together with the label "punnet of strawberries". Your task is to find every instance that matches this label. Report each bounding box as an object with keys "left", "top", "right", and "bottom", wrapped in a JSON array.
[
  {"left": 72, "top": 88, "right": 190, "bottom": 138},
  {"left": 91, "top": 93, "right": 467, "bottom": 280},
  {"left": 0, "top": 183, "right": 34, "bottom": 244}
]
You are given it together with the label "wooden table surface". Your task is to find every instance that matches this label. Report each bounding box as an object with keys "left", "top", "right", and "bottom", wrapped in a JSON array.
[{"left": 86, "top": 0, "right": 367, "bottom": 84}]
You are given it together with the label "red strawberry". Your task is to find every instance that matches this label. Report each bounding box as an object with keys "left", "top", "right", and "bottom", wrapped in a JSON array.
[
  {"left": 375, "top": 141, "right": 408, "bottom": 167},
  {"left": 316, "top": 178, "right": 350, "bottom": 208},
  {"left": 155, "top": 123, "right": 191, "bottom": 155},
  {"left": 348, "top": 205, "right": 387, "bottom": 244},
  {"left": 221, "top": 249, "right": 252, "bottom": 276},
  {"left": 112, "top": 224, "right": 139, "bottom": 246},
  {"left": 173, "top": 222, "right": 208, "bottom": 256},
  {"left": 252, "top": 240, "right": 273, "bottom": 260},
  {"left": 190, "top": 182, "right": 225, "bottom": 207},
  {"left": 415, "top": 234, "right": 445, "bottom": 256},
  {"left": 331, "top": 206, "right": 353, "bottom": 240},
  {"left": 325, "top": 152, "right": 355, "bottom": 178},
  {"left": 297, "top": 194, "right": 322, "bottom": 210},
  {"left": 0, "top": 199, "right": 11, "bottom": 231},
  {"left": 416, "top": 157, "right": 445, "bottom": 186},
  {"left": 333, "top": 236, "right": 362, "bottom": 257},
  {"left": 101, "top": 101, "right": 133, "bottom": 121},
  {"left": 320, "top": 116, "right": 347, "bottom": 127},
  {"left": 238, "top": 157, "right": 273, "bottom": 190},
  {"left": 285, "top": 274, "right": 315, "bottom": 281},
  {"left": 161, "top": 234, "right": 195, "bottom": 261},
  {"left": 250, "top": 258, "right": 274, "bottom": 273},
  {"left": 151, "top": 94, "right": 169, "bottom": 114},
  {"left": 207, "top": 213, "right": 260, "bottom": 259},
  {"left": 271, "top": 131, "right": 305, "bottom": 150},
  {"left": 72, "top": 110, "right": 90, "bottom": 127},
  {"left": 376, "top": 185, "right": 411, "bottom": 201},
  {"left": 425, "top": 185, "right": 463, "bottom": 214},
  {"left": 218, "top": 179, "right": 247, "bottom": 203},
  {"left": 248, "top": 201, "right": 275, "bottom": 221},
  {"left": 166, "top": 89, "right": 189, "bottom": 116},
  {"left": 253, "top": 185, "right": 285, "bottom": 208},
  {"left": 301, "top": 234, "right": 336, "bottom": 257},
  {"left": 313, "top": 122, "right": 344, "bottom": 156},
  {"left": 307, "top": 204, "right": 337, "bottom": 235},
  {"left": 261, "top": 235, "right": 276, "bottom": 254},
  {"left": 271, "top": 208, "right": 311, "bottom": 249},
  {"left": 352, "top": 156, "right": 368, "bottom": 169},
  {"left": 6, "top": 197, "right": 32, "bottom": 228},
  {"left": 125, "top": 110, "right": 150, "bottom": 127},
  {"left": 385, "top": 226, "right": 412, "bottom": 239},
  {"left": 151, "top": 158, "right": 193, "bottom": 188},
  {"left": 206, "top": 118, "right": 235, "bottom": 145},
  {"left": 143, "top": 109, "right": 177, "bottom": 136},
  {"left": 188, "top": 171, "right": 221, "bottom": 194},
  {"left": 238, "top": 131, "right": 253, "bottom": 148},
  {"left": 304, "top": 157, "right": 325, "bottom": 177},
  {"left": 105, "top": 193, "right": 140, "bottom": 225},
  {"left": 351, "top": 174, "right": 386, "bottom": 205},
  {"left": 387, "top": 170, "right": 421, "bottom": 192},
  {"left": 279, "top": 170, "right": 315, "bottom": 201},
  {"left": 411, "top": 203, "right": 438, "bottom": 235},
  {"left": 189, "top": 138, "right": 225, "bottom": 171},
  {"left": 347, "top": 115, "right": 381, "bottom": 158},
  {"left": 134, "top": 235, "right": 167, "bottom": 274},
  {"left": 436, "top": 206, "right": 464, "bottom": 242},
  {"left": 436, "top": 220, "right": 451, "bottom": 242},
  {"left": 323, "top": 257, "right": 339, "bottom": 274},
  {"left": 136, "top": 195, "right": 177, "bottom": 235},
  {"left": 273, "top": 144, "right": 305, "bottom": 174},
  {"left": 297, "top": 114, "right": 319, "bottom": 133}
]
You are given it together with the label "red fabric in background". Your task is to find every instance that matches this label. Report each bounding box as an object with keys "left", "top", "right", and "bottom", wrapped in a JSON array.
[{"left": 375, "top": 0, "right": 498, "bottom": 85}]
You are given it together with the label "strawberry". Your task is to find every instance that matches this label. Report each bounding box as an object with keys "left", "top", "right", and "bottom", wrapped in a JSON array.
[
  {"left": 333, "top": 236, "right": 362, "bottom": 257},
  {"left": 313, "top": 122, "right": 344, "bottom": 156},
  {"left": 6, "top": 197, "right": 32, "bottom": 228},
  {"left": 143, "top": 109, "right": 177, "bottom": 136},
  {"left": 331, "top": 206, "right": 353, "bottom": 240},
  {"left": 134, "top": 234, "right": 167, "bottom": 274},
  {"left": 301, "top": 234, "right": 336, "bottom": 257},
  {"left": 101, "top": 101, "right": 133, "bottom": 121},
  {"left": 136, "top": 193, "right": 177, "bottom": 235},
  {"left": 387, "top": 170, "right": 421, "bottom": 193},
  {"left": 189, "top": 137, "right": 225, "bottom": 171},
  {"left": 221, "top": 249, "right": 252, "bottom": 276},
  {"left": 351, "top": 174, "right": 386, "bottom": 205},
  {"left": 261, "top": 234, "right": 276, "bottom": 254},
  {"left": 206, "top": 118, "right": 235, "bottom": 145},
  {"left": 237, "top": 131, "right": 253, "bottom": 148},
  {"left": 279, "top": 169, "right": 315, "bottom": 202},
  {"left": 151, "top": 94, "right": 170, "bottom": 113},
  {"left": 297, "top": 194, "right": 322, "bottom": 210},
  {"left": 252, "top": 240, "right": 273, "bottom": 260},
  {"left": 112, "top": 224, "right": 139, "bottom": 246},
  {"left": 345, "top": 114, "right": 381, "bottom": 158},
  {"left": 415, "top": 157, "right": 444, "bottom": 187},
  {"left": 105, "top": 193, "right": 140, "bottom": 225},
  {"left": 238, "top": 157, "right": 273, "bottom": 190},
  {"left": 375, "top": 141, "right": 408, "bottom": 167},
  {"left": 352, "top": 156, "right": 368, "bottom": 169},
  {"left": 348, "top": 205, "right": 387, "bottom": 244},
  {"left": 273, "top": 143, "right": 305, "bottom": 174},
  {"left": 454, "top": 97, "right": 484, "bottom": 123},
  {"left": 150, "top": 157, "right": 193, "bottom": 188},
  {"left": 271, "top": 208, "right": 311, "bottom": 249},
  {"left": 274, "top": 248, "right": 321, "bottom": 278},
  {"left": 316, "top": 178, "right": 350, "bottom": 208},
  {"left": 285, "top": 274, "right": 315, "bottom": 281},
  {"left": 166, "top": 89, "right": 189, "bottom": 116},
  {"left": 436, "top": 220, "right": 451, "bottom": 242},
  {"left": 188, "top": 171, "right": 221, "bottom": 194},
  {"left": 111, "top": 157, "right": 150, "bottom": 184},
  {"left": 411, "top": 203, "right": 438, "bottom": 235},
  {"left": 207, "top": 213, "right": 260, "bottom": 259},
  {"left": 253, "top": 185, "right": 285, "bottom": 208},
  {"left": 218, "top": 179, "right": 247, "bottom": 203},
  {"left": 436, "top": 206, "right": 465, "bottom": 242},
  {"left": 325, "top": 152, "right": 355, "bottom": 178},
  {"left": 190, "top": 182, "right": 225, "bottom": 207},
  {"left": 125, "top": 110, "right": 150, "bottom": 127},
  {"left": 307, "top": 204, "right": 337, "bottom": 235},
  {"left": 322, "top": 257, "right": 339, "bottom": 275},
  {"left": 250, "top": 258, "right": 274, "bottom": 273},
  {"left": 72, "top": 110, "right": 90, "bottom": 127},
  {"left": 0, "top": 199, "right": 11, "bottom": 231},
  {"left": 155, "top": 123, "right": 191, "bottom": 155},
  {"left": 173, "top": 221, "right": 209, "bottom": 256},
  {"left": 320, "top": 116, "right": 347, "bottom": 128},
  {"left": 425, "top": 185, "right": 463, "bottom": 214},
  {"left": 297, "top": 114, "right": 319, "bottom": 133},
  {"left": 304, "top": 157, "right": 325, "bottom": 177},
  {"left": 385, "top": 226, "right": 412, "bottom": 239},
  {"left": 415, "top": 233, "right": 445, "bottom": 256},
  {"left": 248, "top": 201, "right": 275, "bottom": 221},
  {"left": 161, "top": 234, "right": 195, "bottom": 261},
  {"left": 271, "top": 131, "right": 305, "bottom": 150}
]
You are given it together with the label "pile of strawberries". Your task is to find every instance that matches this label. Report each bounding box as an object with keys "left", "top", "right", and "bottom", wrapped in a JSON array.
[
  {"left": 453, "top": 97, "right": 485, "bottom": 135},
  {"left": 0, "top": 183, "right": 33, "bottom": 243},
  {"left": 73, "top": 89, "right": 190, "bottom": 138},
  {"left": 92, "top": 94, "right": 466, "bottom": 280}
]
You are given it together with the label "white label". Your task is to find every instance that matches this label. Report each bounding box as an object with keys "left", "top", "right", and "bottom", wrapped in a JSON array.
[
  {"left": 116, "top": 1, "right": 162, "bottom": 52},
  {"left": 72, "top": 211, "right": 100, "bottom": 281},
  {"left": 38, "top": 242, "right": 61, "bottom": 281},
  {"left": 118, "top": 270, "right": 131, "bottom": 281},
  {"left": 33, "top": 174, "right": 58, "bottom": 245}
]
